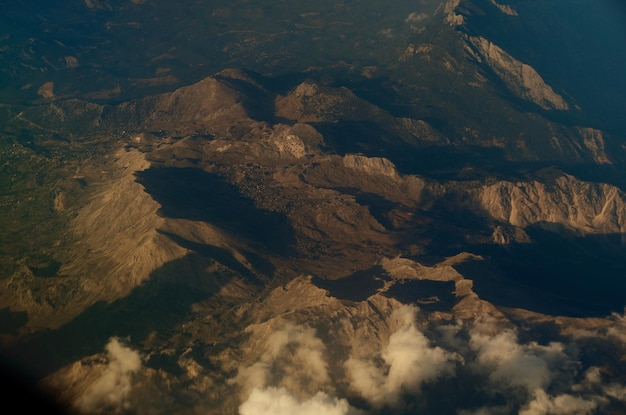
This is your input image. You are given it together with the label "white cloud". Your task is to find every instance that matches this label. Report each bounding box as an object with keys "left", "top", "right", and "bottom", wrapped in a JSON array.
[
  {"left": 239, "top": 387, "right": 362, "bottom": 415},
  {"left": 603, "top": 383, "right": 626, "bottom": 401},
  {"left": 469, "top": 325, "right": 571, "bottom": 394},
  {"left": 579, "top": 366, "right": 626, "bottom": 403},
  {"left": 606, "top": 310, "right": 626, "bottom": 344},
  {"left": 519, "top": 389, "right": 597, "bottom": 415},
  {"left": 345, "top": 305, "right": 460, "bottom": 408},
  {"left": 465, "top": 322, "right": 626, "bottom": 414},
  {"left": 405, "top": 12, "right": 430, "bottom": 24},
  {"left": 232, "top": 323, "right": 330, "bottom": 396},
  {"left": 234, "top": 323, "right": 363, "bottom": 415},
  {"left": 74, "top": 337, "right": 142, "bottom": 414},
  {"left": 231, "top": 309, "right": 626, "bottom": 415},
  {"left": 458, "top": 405, "right": 512, "bottom": 415}
]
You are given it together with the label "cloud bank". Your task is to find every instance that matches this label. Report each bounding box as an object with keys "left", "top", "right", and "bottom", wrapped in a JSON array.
[
  {"left": 74, "top": 337, "right": 142, "bottom": 414},
  {"left": 239, "top": 386, "right": 361, "bottom": 415},
  {"left": 232, "top": 307, "right": 626, "bottom": 415},
  {"left": 463, "top": 318, "right": 626, "bottom": 415}
]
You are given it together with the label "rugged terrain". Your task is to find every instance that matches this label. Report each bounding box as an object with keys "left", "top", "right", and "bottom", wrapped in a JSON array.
[{"left": 1, "top": 1, "right": 626, "bottom": 414}]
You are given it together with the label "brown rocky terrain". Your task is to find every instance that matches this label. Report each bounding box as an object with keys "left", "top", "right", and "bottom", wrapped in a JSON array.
[
  {"left": 0, "top": 64, "right": 624, "bottom": 414},
  {"left": 1, "top": 1, "right": 625, "bottom": 414}
]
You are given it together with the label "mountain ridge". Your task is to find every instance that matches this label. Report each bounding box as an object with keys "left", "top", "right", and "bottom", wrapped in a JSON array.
[{"left": 1, "top": 1, "right": 626, "bottom": 414}]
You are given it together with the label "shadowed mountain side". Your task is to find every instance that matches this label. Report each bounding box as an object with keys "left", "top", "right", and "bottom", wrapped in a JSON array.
[
  {"left": 311, "top": 266, "right": 390, "bottom": 302},
  {"left": 383, "top": 280, "right": 457, "bottom": 312},
  {"left": 460, "top": 0, "right": 626, "bottom": 136},
  {"left": 157, "top": 230, "right": 265, "bottom": 285},
  {"left": 213, "top": 69, "right": 280, "bottom": 124},
  {"left": 0, "top": 253, "right": 229, "bottom": 381},
  {"left": 314, "top": 121, "right": 626, "bottom": 186},
  {"left": 0, "top": 308, "right": 28, "bottom": 335},
  {"left": 454, "top": 228, "right": 626, "bottom": 317},
  {"left": 134, "top": 167, "right": 296, "bottom": 256},
  {"left": 0, "top": 356, "right": 67, "bottom": 415}
]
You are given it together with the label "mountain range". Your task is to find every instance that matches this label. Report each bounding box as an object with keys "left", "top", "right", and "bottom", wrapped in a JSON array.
[{"left": 1, "top": 1, "right": 626, "bottom": 414}]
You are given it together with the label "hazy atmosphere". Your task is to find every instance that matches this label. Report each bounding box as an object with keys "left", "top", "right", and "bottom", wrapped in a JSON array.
[{"left": 1, "top": 1, "right": 626, "bottom": 414}]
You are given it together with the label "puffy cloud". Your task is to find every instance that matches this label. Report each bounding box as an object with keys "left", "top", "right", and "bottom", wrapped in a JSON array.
[
  {"left": 465, "top": 322, "right": 626, "bottom": 414},
  {"left": 345, "top": 305, "right": 460, "bottom": 408},
  {"left": 74, "top": 337, "right": 142, "bottom": 414},
  {"left": 233, "top": 309, "right": 626, "bottom": 415},
  {"left": 234, "top": 323, "right": 363, "bottom": 415},
  {"left": 405, "top": 12, "right": 430, "bottom": 23},
  {"left": 232, "top": 323, "right": 330, "bottom": 396},
  {"left": 606, "top": 310, "right": 626, "bottom": 344},
  {"left": 519, "top": 389, "right": 597, "bottom": 415},
  {"left": 469, "top": 324, "right": 572, "bottom": 394},
  {"left": 603, "top": 383, "right": 626, "bottom": 401},
  {"left": 571, "top": 309, "right": 626, "bottom": 348},
  {"left": 577, "top": 366, "right": 626, "bottom": 404},
  {"left": 239, "top": 387, "right": 362, "bottom": 415},
  {"left": 458, "top": 405, "right": 512, "bottom": 415}
]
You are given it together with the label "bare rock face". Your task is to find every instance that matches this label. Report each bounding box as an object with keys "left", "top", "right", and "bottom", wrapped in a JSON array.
[
  {"left": 113, "top": 77, "right": 248, "bottom": 136},
  {"left": 468, "top": 36, "right": 569, "bottom": 111},
  {"left": 578, "top": 126, "right": 612, "bottom": 164},
  {"left": 4, "top": 60, "right": 626, "bottom": 415},
  {"left": 3, "top": 1, "right": 626, "bottom": 413},
  {"left": 471, "top": 174, "right": 626, "bottom": 236},
  {"left": 438, "top": 0, "right": 465, "bottom": 26},
  {"left": 342, "top": 154, "right": 399, "bottom": 177},
  {"left": 489, "top": 0, "right": 518, "bottom": 16}
]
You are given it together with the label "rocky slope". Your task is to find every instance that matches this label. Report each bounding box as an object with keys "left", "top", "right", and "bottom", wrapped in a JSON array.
[
  {"left": 1, "top": 1, "right": 625, "bottom": 415},
  {"left": 1, "top": 64, "right": 625, "bottom": 414}
]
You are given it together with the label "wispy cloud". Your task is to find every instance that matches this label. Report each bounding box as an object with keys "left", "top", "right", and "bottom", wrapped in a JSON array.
[
  {"left": 519, "top": 389, "right": 597, "bottom": 415},
  {"left": 345, "top": 305, "right": 460, "bottom": 408},
  {"left": 228, "top": 306, "right": 626, "bottom": 414},
  {"left": 469, "top": 323, "right": 573, "bottom": 394},
  {"left": 74, "top": 337, "right": 142, "bottom": 414},
  {"left": 405, "top": 12, "right": 430, "bottom": 24},
  {"left": 233, "top": 322, "right": 362, "bottom": 415},
  {"left": 463, "top": 317, "right": 626, "bottom": 414},
  {"left": 232, "top": 322, "right": 330, "bottom": 397},
  {"left": 239, "top": 386, "right": 362, "bottom": 415}
]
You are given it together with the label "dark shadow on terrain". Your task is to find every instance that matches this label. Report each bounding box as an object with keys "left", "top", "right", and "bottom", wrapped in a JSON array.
[
  {"left": 29, "top": 260, "right": 62, "bottom": 278},
  {"left": 353, "top": 192, "right": 398, "bottom": 230},
  {"left": 158, "top": 230, "right": 265, "bottom": 284},
  {"left": 329, "top": 75, "right": 416, "bottom": 119},
  {"left": 454, "top": 227, "right": 626, "bottom": 317},
  {"left": 336, "top": 188, "right": 399, "bottom": 230},
  {"left": 383, "top": 280, "right": 457, "bottom": 312},
  {"left": 135, "top": 167, "right": 295, "bottom": 256},
  {"left": 261, "top": 69, "right": 415, "bottom": 119},
  {"left": 239, "top": 249, "right": 276, "bottom": 277},
  {"left": 0, "top": 307, "right": 27, "bottom": 334},
  {"left": 311, "top": 266, "right": 389, "bottom": 302},
  {"left": 0, "top": 355, "right": 67, "bottom": 414},
  {"left": 403, "top": 200, "right": 626, "bottom": 317},
  {"left": 460, "top": 0, "right": 626, "bottom": 137},
  {"left": 561, "top": 163, "right": 626, "bottom": 193},
  {"left": 312, "top": 121, "right": 531, "bottom": 180},
  {"left": 0, "top": 252, "right": 226, "bottom": 381},
  {"left": 214, "top": 69, "right": 278, "bottom": 124},
  {"left": 415, "top": 203, "right": 494, "bottom": 258},
  {"left": 316, "top": 121, "right": 408, "bottom": 158},
  {"left": 314, "top": 120, "right": 626, "bottom": 192}
]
